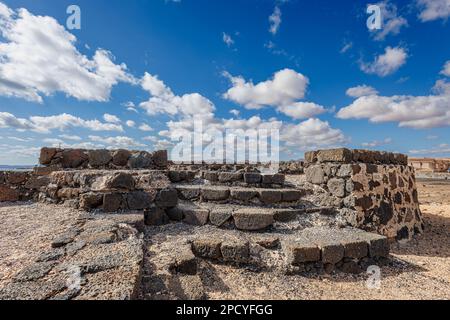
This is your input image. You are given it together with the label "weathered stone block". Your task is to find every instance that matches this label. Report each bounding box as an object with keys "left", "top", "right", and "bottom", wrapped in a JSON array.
[
  {"left": 79, "top": 192, "right": 103, "bottom": 210},
  {"left": 202, "top": 187, "right": 230, "bottom": 201},
  {"left": 7, "top": 172, "right": 29, "bottom": 185},
  {"left": 369, "top": 237, "right": 390, "bottom": 258},
  {"left": 327, "top": 178, "right": 346, "bottom": 198},
  {"left": 0, "top": 185, "right": 20, "bottom": 202},
  {"left": 273, "top": 209, "right": 303, "bottom": 222},
  {"left": 126, "top": 191, "right": 153, "bottom": 210},
  {"left": 221, "top": 240, "right": 250, "bottom": 263},
  {"left": 343, "top": 240, "right": 368, "bottom": 259},
  {"left": 259, "top": 190, "right": 282, "bottom": 204},
  {"left": 166, "top": 207, "right": 184, "bottom": 221},
  {"left": 112, "top": 149, "right": 131, "bottom": 167},
  {"left": 192, "top": 239, "right": 222, "bottom": 259},
  {"left": 24, "top": 176, "right": 50, "bottom": 190},
  {"left": 155, "top": 189, "right": 178, "bottom": 208},
  {"left": 128, "top": 151, "right": 153, "bottom": 169},
  {"left": 177, "top": 186, "right": 201, "bottom": 200},
  {"left": 305, "top": 166, "right": 326, "bottom": 185},
  {"left": 144, "top": 206, "right": 169, "bottom": 226},
  {"left": 107, "top": 172, "right": 135, "bottom": 190},
  {"left": 230, "top": 189, "right": 258, "bottom": 202},
  {"left": 203, "top": 172, "right": 218, "bottom": 182},
  {"left": 304, "top": 151, "right": 318, "bottom": 163},
  {"left": 282, "top": 190, "right": 303, "bottom": 202},
  {"left": 152, "top": 150, "right": 168, "bottom": 168},
  {"left": 319, "top": 243, "right": 344, "bottom": 264},
  {"left": 317, "top": 148, "right": 352, "bottom": 163},
  {"left": 271, "top": 174, "right": 285, "bottom": 185},
  {"left": 286, "top": 241, "right": 321, "bottom": 265},
  {"left": 243, "top": 173, "right": 261, "bottom": 184},
  {"left": 61, "top": 149, "right": 88, "bottom": 168},
  {"left": 88, "top": 150, "right": 112, "bottom": 167},
  {"left": 103, "top": 193, "right": 123, "bottom": 212},
  {"left": 39, "top": 147, "right": 57, "bottom": 165},
  {"left": 218, "top": 172, "right": 242, "bottom": 183},
  {"left": 209, "top": 208, "right": 233, "bottom": 227},
  {"left": 233, "top": 208, "right": 274, "bottom": 231},
  {"left": 183, "top": 208, "right": 210, "bottom": 226}
]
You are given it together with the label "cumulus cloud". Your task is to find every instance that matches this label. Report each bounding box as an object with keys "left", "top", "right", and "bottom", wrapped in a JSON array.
[
  {"left": 282, "top": 118, "right": 348, "bottom": 150},
  {"left": 223, "top": 69, "right": 309, "bottom": 109},
  {"left": 409, "top": 143, "right": 450, "bottom": 155},
  {"left": 0, "top": 2, "right": 134, "bottom": 103},
  {"left": 360, "top": 47, "right": 408, "bottom": 77},
  {"left": 103, "top": 114, "right": 121, "bottom": 124},
  {"left": 277, "top": 102, "right": 326, "bottom": 120},
  {"left": 337, "top": 92, "right": 450, "bottom": 129},
  {"left": 139, "top": 123, "right": 154, "bottom": 132},
  {"left": 58, "top": 134, "right": 82, "bottom": 141},
  {"left": 126, "top": 120, "right": 136, "bottom": 127},
  {"left": 269, "top": 6, "right": 282, "bottom": 35},
  {"left": 417, "top": 0, "right": 450, "bottom": 22},
  {"left": 229, "top": 109, "right": 240, "bottom": 117},
  {"left": 89, "top": 135, "right": 146, "bottom": 148},
  {"left": 346, "top": 85, "right": 379, "bottom": 98},
  {"left": 0, "top": 112, "right": 124, "bottom": 133},
  {"left": 371, "top": 1, "right": 408, "bottom": 41}
]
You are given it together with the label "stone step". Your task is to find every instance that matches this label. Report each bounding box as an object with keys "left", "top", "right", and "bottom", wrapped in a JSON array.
[
  {"left": 150, "top": 201, "right": 335, "bottom": 230},
  {"left": 174, "top": 185, "right": 307, "bottom": 206},
  {"left": 200, "top": 171, "right": 286, "bottom": 188},
  {"left": 188, "top": 226, "right": 390, "bottom": 274}
]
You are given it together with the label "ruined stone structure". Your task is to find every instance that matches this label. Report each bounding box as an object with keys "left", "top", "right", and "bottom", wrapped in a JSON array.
[
  {"left": 0, "top": 147, "right": 425, "bottom": 300},
  {"left": 408, "top": 157, "right": 450, "bottom": 173},
  {"left": 304, "top": 149, "right": 423, "bottom": 240}
]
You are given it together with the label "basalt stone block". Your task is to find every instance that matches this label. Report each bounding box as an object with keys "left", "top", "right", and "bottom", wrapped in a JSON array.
[
  {"left": 107, "top": 172, "right": 135, "bottom": 190},
  {"left": 79, "top": 192, "right": 103, "bottom": 210},
  {"left": 230, "top": 189, "right": 258, "bottom": 202},
  {"left": 327, "top": 178, "right": 346, "bottom": 198},
  {"left": 203, "top": 172, "right": 218, "bottom": 182},
  {"left": 220, "top": 240, "right": 250, "bottom": 264},
  {"left": 337, "top": 164, "right": 353, "bottom": 177},
  {"left": 319, "top": 243, "right": 344, "bottom": 264},
  {"left": 152, "top": 150, "right": 168, "bottom": 168},
  {"left": 128, "top": 151, "right": 153, "bottom": 169},
  {"left": 255, "top": 236, "right": 280, "bottom": 249},
  {"left": 369, "top": 237, "right": 390, "bottom": 258},
  {"left": 218, "top": 172, "right": 242, "bottom": 183},
  {"left": 144, "top": 206, "right": 169, "bottom": 226},
  {"left": 166, "top": 207, "right": 184, "bottom": 221},
  {"left": 61, "top": 149, "right": 88, "bottom": 168},
  {"left": 192, "top": 239, "right": 222, "bottom": 259},
  {"left": 169, "top": 245, "right": 197, "bottom": 275},
  {"left": 183, "top": 208, "right": 210, "bottom": 226},
  {"left": 56, "top": 188, "right": 80, "bottom": 199},
  {"left": 282, "top": 190, "right": 303, "bottom": 202},
  {"left": 285, "top": 241, "right": 321, "bottom": 265},
  {"left": 39, "top": 147, "right": 58, "bottom": 165},
  {"left": 233, "top": 208, "right": 274, "bottom": 231},
  {"left": 202, "top": 187, "right": 230, "bottom": 201},
  {"left": 177, "top": 186, "right": 201, "bottom": 200},
  {"left": 259, "top": 190, "right": 282, "bottom": 204},
  {"left": 24, "top": 176, "right": 50, "bottom": 190},
  {"left": 243, "top": 173, "right": 261, "bottom": 184},
  {"left": 271, "top": 174, "right": 285, "bottom": 185},
  {"left": 273, "top": 209, "right": 303, "bottom": 222},
  {"left": 304, "top": 151, "right": 318, "bottom": 163},
  {"left": 209, "top": 208, "right": 233, "bottom": 227},
  {"left": 103, "top": 193, "right": 123, "bottom": 212},
  {"left": 343, "top": 240, "right": 368, "bottom": 259},
  {"left": 7, "top": 172, "right": 29, "bottom": 185},
  {"left": 155, "top": 189, "right": 178, "bottom": 208},
  {"left": 0, "top": 185, "right": 20, "bottom": 202},
  {"left": 88, "top": 149, "right": 112, "bottom": 167},
  {"left": 126, "top": 191, "right": 153, "bottom": 210},
  {"left": 112, "top": 149, "right": 131, "bottom": 167},
  {"left": 317, "top": 148, "right": 352, "bottom": 163}
]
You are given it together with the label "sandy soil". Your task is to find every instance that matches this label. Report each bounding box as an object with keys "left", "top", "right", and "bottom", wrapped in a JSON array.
[{"left": 199, "top": 179, "right": 450, "bottom": 300}]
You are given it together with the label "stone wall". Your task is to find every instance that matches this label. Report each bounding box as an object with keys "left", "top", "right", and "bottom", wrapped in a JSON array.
[
  {"left": 0, "top": 171, "right": 50, "bottom": 202},
  {"left": 39, "top": 148, "right": 168, "bottom": 170},
  {"left": 304, "top": 148, "right": 423, "bottom": 240}
]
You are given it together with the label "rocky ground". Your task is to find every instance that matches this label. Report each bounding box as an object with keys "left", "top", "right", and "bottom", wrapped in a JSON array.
[{"left": 0, "top": 178, "right": 448, "bottom": 300}]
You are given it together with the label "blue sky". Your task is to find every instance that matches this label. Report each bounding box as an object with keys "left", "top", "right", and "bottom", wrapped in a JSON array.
[{"left": 0, "top": 0, "right": 449, "bottom": 164}]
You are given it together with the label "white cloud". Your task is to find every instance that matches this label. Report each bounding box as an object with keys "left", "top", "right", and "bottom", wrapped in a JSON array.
[
  {"left": 433, "top": 79, "right": 450, "bottom": 95},
  {"left": 337, "top": 92, "right": 450, "bottom": 129},
  {"left": 222, "top": 32, "right": 234, "bottom": 47},
  {"left": 126, "top": 120, "right": 136, "bottom": 127},
  {"left": 0, "top": 112, "right": 124, "bottom": 133},
  {"left": 223, "top": 69, "right": 309, "bottom": 110},
  {"left": 361, "top": 138, "right": 392, "bottom": 148},
  {"left": 441, "top": 60, "right": 450, "bottom": 77},
  {"left": 346, "top": 85, "right": 379, "bottom": 98},
  {"left": 417, "top": 0, "right": 450, "bottom": 22},
  {"left": 89, "top": 135, "right": 145, "bottom": 148},
  {"left": 139, "top": 123, "right": 154, "bottom": 132},
  {"left": 0, "top": 3, "right": 134, "bottom": 103},
  {"left": 282, "top": 118, "right": 348, "bottom": 150},
  {"left": 229, "top": 109, "right": 240, "bottom": 117},
  {"left": 340, "top": 41, "right": 353, "bottom": 54},
  {"left": 58, "top": 134, "right": 82, "bottom": 141},
  {"left": 269, "top": 6, "right": 282, "bottom": 35},
  {"left": 103, "top": 113, "right": 121, "bottom": 124},
  {"left": 139, "top": 72, "right": 215, "bottom": 119},
  {"left": 371, "top": 1, "right": 408, "bottom": 41},
  {"left": 360, "top": 46, "right": 408, "bottom": 77},
  {"left": 409, "top": 144, "right": 450, "bottom": 155},
  {"left": 277, "top": 102, "right": 326, "bottom": 119}
]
